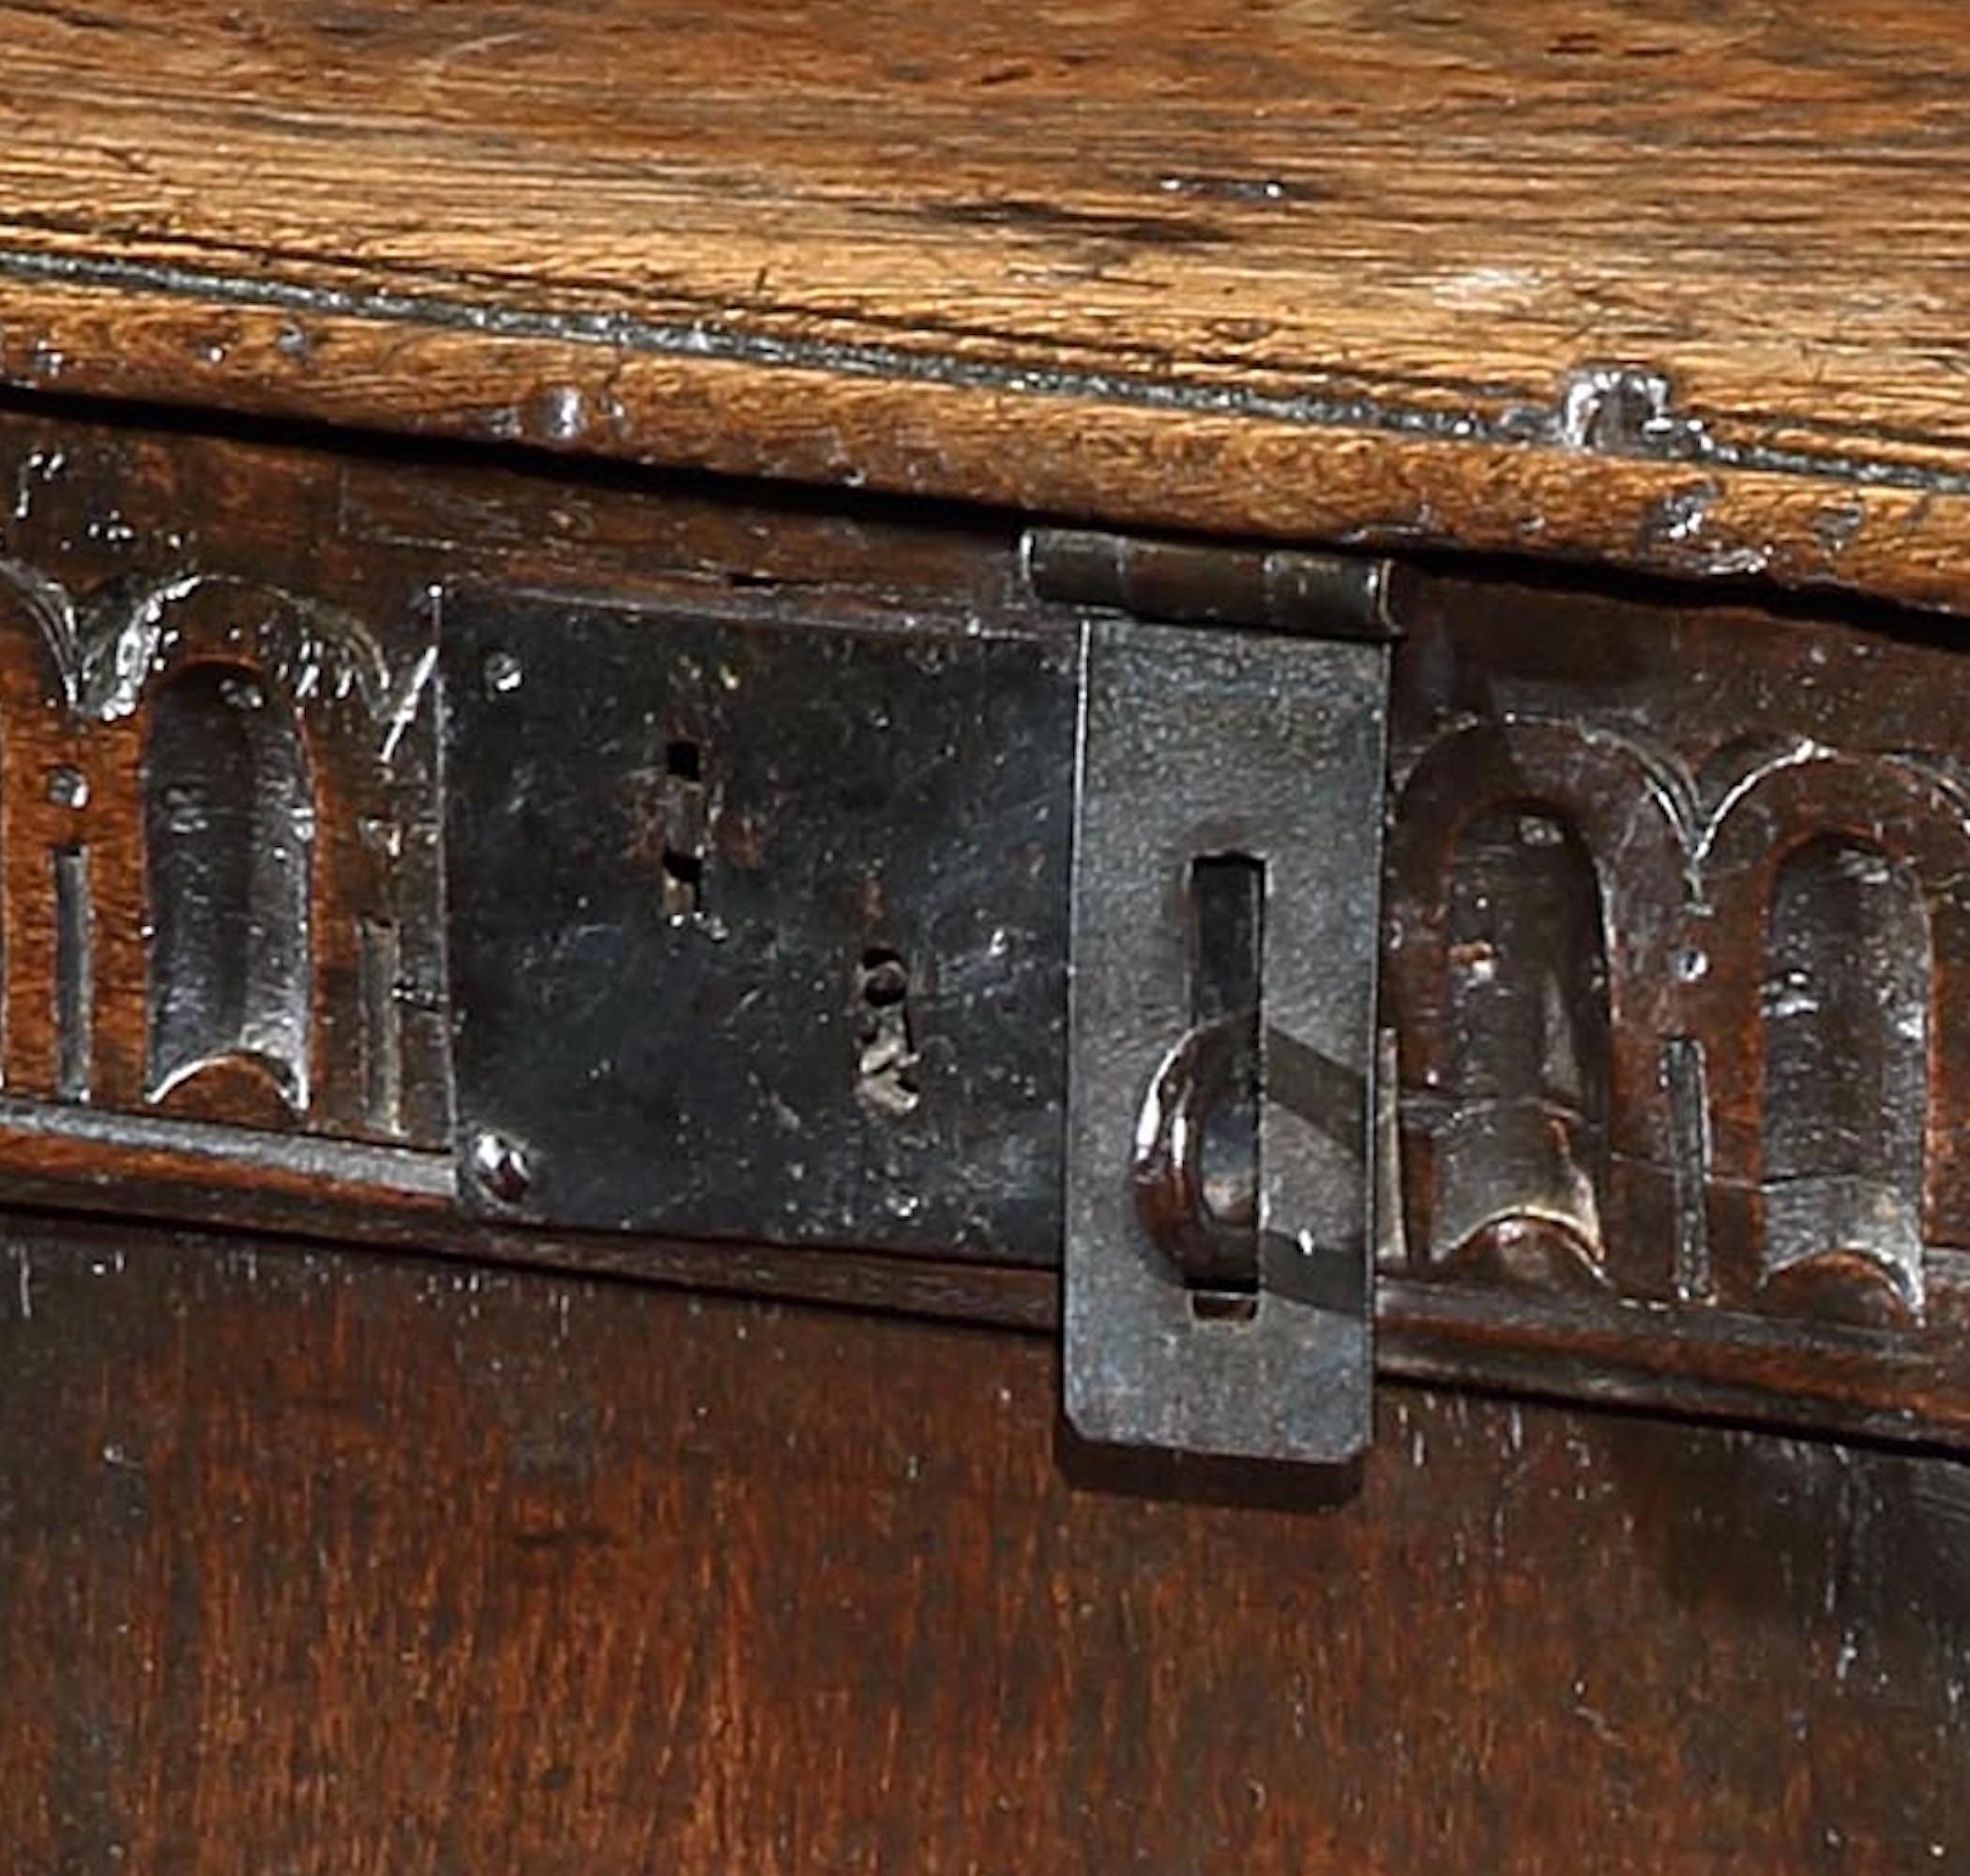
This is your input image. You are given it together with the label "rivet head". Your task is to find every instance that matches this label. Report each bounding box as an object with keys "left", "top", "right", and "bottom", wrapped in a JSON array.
[
  {"left": 469, "top": 1129, "right": 532, "bottom": 1204},
  {"left": 482, "top": 649, "right": 524, "bottom": 697}
]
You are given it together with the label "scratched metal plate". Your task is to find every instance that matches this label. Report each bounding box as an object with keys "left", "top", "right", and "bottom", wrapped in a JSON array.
[
  {"left": 1065, "top": 617, "right": 1390, "bottom": 1463},
  {"left": 442, "top": 593, "right": 1077, "bottom": 1262}
]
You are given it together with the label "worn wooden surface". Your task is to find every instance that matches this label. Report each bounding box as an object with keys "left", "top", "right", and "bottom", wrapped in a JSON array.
[
  {"left": 3, "top": 3, "right": 1970, "bottom": 610},
  {"left": 9, "top": 396, "right": 1970, "bottom": 1449},
  {"left": 0, "top": 1215, "right": 1966, "bottom": 1874},
  {"left": 1379, "top": 564, "right": 1970, "bottom": 1445}
]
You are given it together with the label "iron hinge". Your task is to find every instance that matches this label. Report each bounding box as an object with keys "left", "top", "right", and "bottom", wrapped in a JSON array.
[{"left": 1023, "top": 526, "right": 1396, "bottom": 641}]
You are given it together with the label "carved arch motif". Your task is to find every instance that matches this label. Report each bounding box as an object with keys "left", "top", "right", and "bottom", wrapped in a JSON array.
[
  {"left": 1387, "top": 718, "right": 1693, "bottom": 1293},
  {"left": 1390, "top": 718, "right": 1970, "bottom": 1328},
  {"left": 1694, "top": 744, "right": 1970, "bottom": 1321},
  {"left": 0, "top": 559, "right": 432, "bottom": 1139}
]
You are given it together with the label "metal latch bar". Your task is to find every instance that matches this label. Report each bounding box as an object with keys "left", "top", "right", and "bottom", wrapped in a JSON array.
[{"left": 1064, "top": 615, "right": 1390, "bottom": 1465}]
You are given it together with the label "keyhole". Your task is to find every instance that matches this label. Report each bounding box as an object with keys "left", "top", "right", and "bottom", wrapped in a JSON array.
[
  {"left": 660, "top": 737, "right": 706, "bottom": 920},
  {"left": 856, "top": 946, "right": 920, "bottom": 1117}
]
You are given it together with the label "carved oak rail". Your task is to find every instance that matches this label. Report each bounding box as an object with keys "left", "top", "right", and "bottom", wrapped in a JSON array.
[
  {"left": 1381, "top": 578, "right": 1970, "bottom": 1442},
  {"left": 1, "top": 399, "right": 1967, "bottom": 1449}
]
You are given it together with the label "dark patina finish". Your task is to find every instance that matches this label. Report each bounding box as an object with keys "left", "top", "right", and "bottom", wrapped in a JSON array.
[{"left": 443, "top": 593, "right": 1078, "bottom": 1262}]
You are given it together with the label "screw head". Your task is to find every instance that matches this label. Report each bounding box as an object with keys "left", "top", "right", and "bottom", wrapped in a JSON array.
[{"left": 468, "top": 1129, "right": 532, "bottom": 1204}]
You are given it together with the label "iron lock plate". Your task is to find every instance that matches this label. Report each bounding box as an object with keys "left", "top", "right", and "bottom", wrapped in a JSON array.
[
  {"left": 443, "top": 577, "right": 1389, "bottom": 1462},
  {"left": 442, "top": 596, "right": 1077, "bottom": 1262}
]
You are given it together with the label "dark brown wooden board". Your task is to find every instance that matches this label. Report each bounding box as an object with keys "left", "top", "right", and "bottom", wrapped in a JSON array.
[
  {"left": 9, "top": 395, "right": 1970, "bottom": 1452},
  {"left": 1, "top": 1215, "right": 1966, "bottom": 1873},
  {"left": 4, "top": 3, "right": 1970, "bottom": 611}
]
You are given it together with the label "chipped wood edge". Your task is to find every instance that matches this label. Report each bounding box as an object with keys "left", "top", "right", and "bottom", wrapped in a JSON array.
[{"left": 2, "top": 267, "right": 1966, "bottom": 616}]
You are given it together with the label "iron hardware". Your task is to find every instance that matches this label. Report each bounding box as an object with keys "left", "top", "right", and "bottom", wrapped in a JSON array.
[
  {"left": 1064, "top": 616, "right": 1389, "bottom": 1465},
  {"left": 443, "top": 536, "right": 1393, "bottom": 1465},
  {"left": 442, "top": 597, "right": 1076, "bottom": 1261}
]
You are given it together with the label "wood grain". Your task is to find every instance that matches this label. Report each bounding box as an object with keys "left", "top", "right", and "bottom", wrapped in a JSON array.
[
  {"left": 2, "top": 2, "right": 1969, "bottom": 608},
  {"left": 2, "top": 1215, "right": 1967, "bottom": 1873},
  {"left": 11, "top": 398, "right": 1970, "bottom": 1452}
]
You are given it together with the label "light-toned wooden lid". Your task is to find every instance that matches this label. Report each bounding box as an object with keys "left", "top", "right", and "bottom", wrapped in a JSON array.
[{"left": 4, "top": 1, "right": 1966, "bottom": 609}]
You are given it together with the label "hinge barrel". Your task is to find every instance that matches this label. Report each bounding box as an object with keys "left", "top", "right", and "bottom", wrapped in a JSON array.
[{"left": 1023, "top": 526, "right": 1395, "bottom": 641}]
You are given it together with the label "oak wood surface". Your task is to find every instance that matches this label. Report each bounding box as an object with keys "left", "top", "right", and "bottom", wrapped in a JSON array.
[
  {"left": 12, "top": 396, "right": 1970, "bottom": 1453},
  {"left": 2, "top": 3, "right": 1969, "bottom": 609},
  {"left": 3, "top": 1214, "right": 1968, "bottom": 1874}
]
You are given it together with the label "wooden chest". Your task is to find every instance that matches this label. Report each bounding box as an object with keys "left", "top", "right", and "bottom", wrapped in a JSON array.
[{"left": 3, "top": 6, "right": 1969, "bottom": 1869}]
